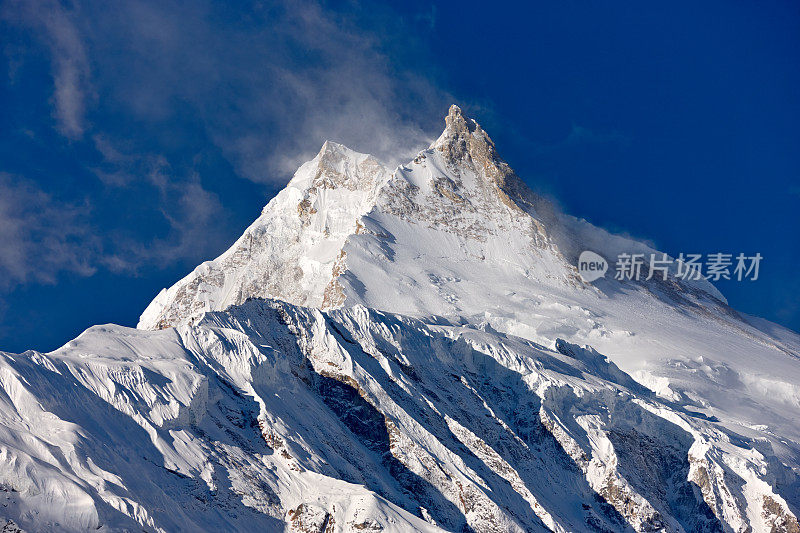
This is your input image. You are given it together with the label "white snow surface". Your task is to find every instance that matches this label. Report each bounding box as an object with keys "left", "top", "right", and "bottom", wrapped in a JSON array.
[{"left": 1, "top": 105, "right": 799, "bottom": 532}]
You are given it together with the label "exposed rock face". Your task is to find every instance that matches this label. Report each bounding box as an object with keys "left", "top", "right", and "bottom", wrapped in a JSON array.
[
  {"left": 288, "top": 503, "right": 335, "bottom": 533},
  {"left": 432, "top": 104, "right": 539, "bottom": 214},
  {"left": 0, "top": 107, "right": 799, "bottom": 532}
]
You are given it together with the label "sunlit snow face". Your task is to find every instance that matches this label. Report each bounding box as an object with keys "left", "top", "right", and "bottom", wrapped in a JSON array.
[{"left": 577, "top": 250, "right": 608, "bottom": 282}]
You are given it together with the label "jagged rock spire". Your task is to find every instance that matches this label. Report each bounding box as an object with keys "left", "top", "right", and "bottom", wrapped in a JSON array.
[
  {"left": 430, "top": 104, "right": 482, "bottom": 162},
  {"left": 432, "top": 104, "right": 538, "bottom": 213}
]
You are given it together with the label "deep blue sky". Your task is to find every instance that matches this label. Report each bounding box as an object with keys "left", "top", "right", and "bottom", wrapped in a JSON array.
[{"left": 1, "top": 0, "right": 798, "bottom": 353}]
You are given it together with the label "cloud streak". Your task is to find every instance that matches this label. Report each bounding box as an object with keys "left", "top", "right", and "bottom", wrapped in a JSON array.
[
  {"left": 68, "top": 0, "right": 449, "bottom": 182},
  {"left": 4, "top": 0, "right": 93, "bottom": 138},
  {"left": 1, "top": 0, "right": 449, "bottom": 290},
  {"left": 0, "top": 173, "right": 97, "bottom": 287}
]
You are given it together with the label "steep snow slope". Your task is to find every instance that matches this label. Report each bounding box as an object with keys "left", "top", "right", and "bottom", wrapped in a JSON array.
[
  {"left": 139, "top": 141, "right": 390, "bottom": 330},
  {"left": 2, "top": 299, "right": 798, "bottom": 532},
  {"left": 0, "top": 306, "right": 440, "bottom": 532},
  {"left": 0, "top": 106, "right": 798, "bottom": 532}
]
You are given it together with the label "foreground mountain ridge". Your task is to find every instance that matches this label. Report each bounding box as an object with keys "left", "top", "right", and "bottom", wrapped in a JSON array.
[{"left": 1, "top": 106, "right": 799, "bottom": 532}]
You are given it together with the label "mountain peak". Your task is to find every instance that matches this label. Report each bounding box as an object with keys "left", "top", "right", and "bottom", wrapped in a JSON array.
[
  {"left": 444, "top": 103, "right": 473, "bottom": 130},
  {"left": 138, "top": 140, "right": 390, "bottom": 330},
  {"left": 288, "top": 140, "right": 387, "bottom": 195},
  {"left": 317, "top": 139, "right": 356, "bottom": 159},
  {"left": 138, "top": 106, "right": 551, "bottom": 330},
  {"left": 431, "top": 105, "right": 537, "bottom": 214},
  {"left": 447, "top": 103, "right": 463, "bottom": 116},
  {"left": 431, "top": 103, "right": 479, "bottom": 155}
]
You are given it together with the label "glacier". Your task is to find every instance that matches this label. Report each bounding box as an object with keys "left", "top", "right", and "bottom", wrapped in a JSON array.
[{"left": 1, "top": 105, "right": 799, "bottom": 532}]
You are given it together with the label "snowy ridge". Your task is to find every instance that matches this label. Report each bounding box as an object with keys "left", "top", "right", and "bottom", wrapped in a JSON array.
[
  {"left": 0, "top": 106, "right": 799, "bottom": 531},
  {"left": 139, "top": 140, "right": 390, "bottom": 330},
  {"left": 1, "top": 300, "right": 798, "bottom": 531}
]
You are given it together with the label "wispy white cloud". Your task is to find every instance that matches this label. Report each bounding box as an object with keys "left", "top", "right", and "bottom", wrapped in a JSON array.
[
  {"left": 80, "top": 0, "right": 449, "bottom": 181},
  {"left": 3, "top": 0, "right": 93, "bottom": 138},
  {"left": 0, "top": 173, "right": 97, "bottom": 287},
  {"left": 7, "top": 0, "right": 451, "bottom": 177},
  {"left": 92, "top": 139, "right": 226, "bottom": 273},
  {"left": 0, "top": 0, "right": 449, "bottom": 289}
]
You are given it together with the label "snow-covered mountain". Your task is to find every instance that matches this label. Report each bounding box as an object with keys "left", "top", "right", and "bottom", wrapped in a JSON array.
[{"left": 1, "top": 106, "right": 799, "bottom": 532}]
